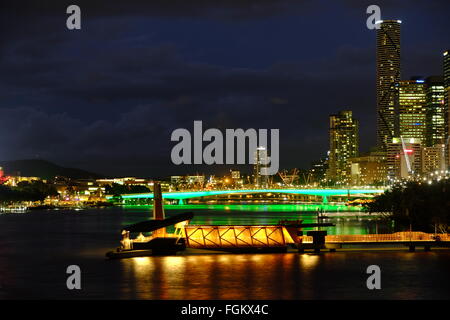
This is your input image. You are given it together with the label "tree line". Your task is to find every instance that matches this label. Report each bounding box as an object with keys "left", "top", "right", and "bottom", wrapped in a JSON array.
[
  {"left": 0, "top": 181, "right": 58, "bottom": 203},
  {"left": 365, "top": 180, "right": 450, "bottom": 233},
  {"left": 105, "top": 183, "right": 151, "bottom": 196}
]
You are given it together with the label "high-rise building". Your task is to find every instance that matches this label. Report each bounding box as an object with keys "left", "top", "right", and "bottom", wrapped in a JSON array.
[
  {"left": 327, "top": 110, "right": 359, "bottom": 183},
  {"left": 444, "top": 50, "right": 450, "bottom": 89},
  {"left": 443, "top": 50, "right": 450, "bottom": 137},
  {"left": 309, "top": 157, "right": 328, "bottom": 185},
  {"left": 444, "top": 50, "right": 450, "bottom": 153},
  {"left": 387, "top": 137, "right": 421, "bottom": 181},
  {"left": 376, "top": 20, "right": 401, "bottom": 150},
  {"left": 425, "top": 76, "right": 445, "bottom": 146},
  {"left": 398, "top": 78, "right": 427, "bottom": 142},
  {"left": 254, "top": 146, "right": 269, "bottom": 188}
]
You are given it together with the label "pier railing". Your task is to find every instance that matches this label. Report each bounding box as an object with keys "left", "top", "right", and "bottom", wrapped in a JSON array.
[{"left": 302, "top": 232, "right": 450, "bottom": 243}]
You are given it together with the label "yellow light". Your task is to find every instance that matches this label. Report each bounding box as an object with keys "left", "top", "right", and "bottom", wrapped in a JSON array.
[
  {"left": 133, "top": 257, "right": 150, "bottom": 266},
  {"left": 300, "top": 254, "right": 319, "bottom": 269}
]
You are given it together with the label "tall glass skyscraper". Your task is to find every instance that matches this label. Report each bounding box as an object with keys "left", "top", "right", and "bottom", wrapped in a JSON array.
[
  {"left": 327, "top": 110, "right": 359, "bottom": 184},
  {"left": 444, "top": 50, "right": 450, "bottom": 168},
  {"left": 398, "top": 78, "right": 427, "bottom": 143},
  {"left": 444, "top": 50, "right": 450, "bottom": 89},
  {"left": 425, "top": 76, "right": 445, "bottom": 146},
  {"left": 376, "top": 20, "right": 401, "bottom": 150},
  {"left": 444, "top": 50, "right": 450, "bottom": 141}
]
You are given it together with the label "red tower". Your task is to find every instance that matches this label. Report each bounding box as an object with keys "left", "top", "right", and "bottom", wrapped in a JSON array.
[{"left": 0, "top": 167, "right": 6, "bottom": 184}]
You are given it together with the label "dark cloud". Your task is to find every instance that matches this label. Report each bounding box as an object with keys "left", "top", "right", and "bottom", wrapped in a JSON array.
[
  {"left": 0, "top": 1, "right": 448, "bottom": 176},
  {"left": 1, "top": 0, "right": 313, "bottom": 19}
]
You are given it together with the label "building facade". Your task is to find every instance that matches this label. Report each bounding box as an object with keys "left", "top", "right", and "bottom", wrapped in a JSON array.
[
  {"left": 422, "top": 144, "right": 446, "bottom": 174},
  {"left": 425, "top": 76, "right": 445, "bottom": 146},
  {"left": 376, "top": 20, "right": 401, "bottom": 150},
  {"left": 399, "top": 79, "right": 427, "bottom": 142},
  {"left": 327, "top": 111, "right": 359, "bottom": 184},
  {"left": 348, "top": 152, "right": 387, "bottom": 186}
]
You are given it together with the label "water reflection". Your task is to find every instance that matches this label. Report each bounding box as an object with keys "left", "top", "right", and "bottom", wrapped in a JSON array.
[
  {"left": 110, "top": 251, "right": 450, "bottom": 300},
  {"left": 300, "top": 254, "right": 320, "bottom": 269}
]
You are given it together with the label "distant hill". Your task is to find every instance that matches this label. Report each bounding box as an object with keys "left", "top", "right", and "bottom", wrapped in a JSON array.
[{"left": 0, "top": 159, "right": 103, "bottom": 180}]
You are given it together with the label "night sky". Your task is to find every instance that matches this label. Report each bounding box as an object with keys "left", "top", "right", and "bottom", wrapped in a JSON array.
[{"left": 1, "top": 0, "right": 449, "bottom": 177}]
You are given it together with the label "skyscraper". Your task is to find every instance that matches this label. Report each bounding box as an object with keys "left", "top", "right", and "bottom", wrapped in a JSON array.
[
  {"left": 425, "top": 76, "right": 445, "bottom": 146},
  {"left": 376, "top": 20, "right": 401, "bottom": 150},
  {"left": 398, "top": 78, "right": 427, "bottom": 143},
  {"left": 444, "top": 50, "right": 450, "bottom": 141},
  {"left": 327, "top": 110, "right": 359, "bottom": 184},
  {"left": 254, "top": 146, "right": 269, "bottom": 188},
  {"left": 444, "top": 50, "right": 450, "bottom": 89},
  {"left": 443, "top": 50, "right": 450, "bottom": 169}
]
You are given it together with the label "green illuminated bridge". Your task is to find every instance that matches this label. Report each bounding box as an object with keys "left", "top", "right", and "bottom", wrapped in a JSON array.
[{"left": 107, "top": 188, "right": 385, "bottom": 204}]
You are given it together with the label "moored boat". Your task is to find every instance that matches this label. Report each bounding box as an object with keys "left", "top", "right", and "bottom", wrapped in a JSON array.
[{"left": 106, "top": 183, "right": 192, "bottom": 259}]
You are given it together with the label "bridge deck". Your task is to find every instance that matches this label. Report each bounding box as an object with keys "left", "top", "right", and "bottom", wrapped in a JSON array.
[{"left": 109, "top": 188, "right": 385, "bottom": 201}]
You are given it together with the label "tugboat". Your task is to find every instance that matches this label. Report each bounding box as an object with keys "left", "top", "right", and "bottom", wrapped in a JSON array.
[{"left": 106, "top": 183, "right": 193, "bottom": 259}]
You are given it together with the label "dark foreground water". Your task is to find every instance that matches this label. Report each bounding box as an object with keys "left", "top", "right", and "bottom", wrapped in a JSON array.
[{"left": 0, "top": 205, "right": 449, "bottom": 299}]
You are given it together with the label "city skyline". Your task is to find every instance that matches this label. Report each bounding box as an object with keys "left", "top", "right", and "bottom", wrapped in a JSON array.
[
  {"left": 1, "top": 3, "right": 450, "bottom": 304},
  {"left": 1, "top": 1, "right": 449, "bottom": 177}
]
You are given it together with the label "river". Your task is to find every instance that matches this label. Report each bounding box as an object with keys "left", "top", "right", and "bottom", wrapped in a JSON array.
[{"left": 0, "top": 205, "right": 448, "bottom": 299}]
